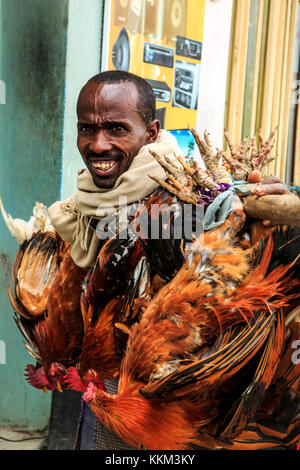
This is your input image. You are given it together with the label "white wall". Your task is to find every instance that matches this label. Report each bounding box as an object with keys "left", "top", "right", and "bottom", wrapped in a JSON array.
[
  {"left": 61, "top": 0, "right": 104, "bottom": 200},
  {"left": 196, "top": 0, "right": 234, "bottom": 155}
]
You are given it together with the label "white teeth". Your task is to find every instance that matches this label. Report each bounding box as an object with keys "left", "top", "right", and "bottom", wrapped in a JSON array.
[{"left": 92, "top": 162, "right": 115, "bottom": 170}]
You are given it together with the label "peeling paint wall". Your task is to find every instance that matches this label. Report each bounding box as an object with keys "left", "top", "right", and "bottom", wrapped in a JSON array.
[{"left": 0, "top": 0, "right": 68, "bottom": 430}]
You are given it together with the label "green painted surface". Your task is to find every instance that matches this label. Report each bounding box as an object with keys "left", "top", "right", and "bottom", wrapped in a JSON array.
[{"left": 0, "top": 0, "right": 68, "bottom": 430}]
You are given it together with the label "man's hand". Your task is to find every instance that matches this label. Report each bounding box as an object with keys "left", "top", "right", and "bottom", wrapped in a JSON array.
[
  {"left": 248, "top": 171, "right": 288, "bottom": 195},
  {"left": 247, "top": 171, "right": 288, "bottom": 226}
]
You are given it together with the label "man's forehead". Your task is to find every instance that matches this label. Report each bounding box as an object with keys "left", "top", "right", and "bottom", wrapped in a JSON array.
[{"left": 77, "top": 81, "right": 139, "bottom": 113}]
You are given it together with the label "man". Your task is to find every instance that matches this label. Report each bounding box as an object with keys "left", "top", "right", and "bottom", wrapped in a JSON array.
[
  {"left": 48, "top": 70, "right": 287, "bottom": 270},
  {"left": 49, "top": 70, "right": 291, "bottom": 449},
  {"left": 48, "top": 71, "right": 196, "bottom": 449},
  {"left": 48, "top": 71, "right": 183, "bottom": 270},
  {"left": 4, "top": 71, "right": 295, "bottom": 450}
]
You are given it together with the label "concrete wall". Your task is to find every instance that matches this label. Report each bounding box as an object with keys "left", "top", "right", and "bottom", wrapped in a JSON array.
[
  {"left": 61, "top": 0, "right": 104, "bottom": 200},
  {"left": 0, "top": 0, "right": 68, "bottom": 430}
]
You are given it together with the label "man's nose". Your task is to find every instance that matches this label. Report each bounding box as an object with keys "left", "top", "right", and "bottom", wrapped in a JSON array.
[{"left": 89, "top": 130, "right": 112, "bottom": 154}]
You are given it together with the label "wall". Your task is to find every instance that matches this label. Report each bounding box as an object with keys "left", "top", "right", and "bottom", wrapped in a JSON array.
[
  {"left": 0, "top": 0, "right": 68, "bottom": 430},
  {"left": 196, "top": 0, "right": 234, "bottom": 151},
  {"left": 61, "top": 0, "right": 104, "bottom": 200}
]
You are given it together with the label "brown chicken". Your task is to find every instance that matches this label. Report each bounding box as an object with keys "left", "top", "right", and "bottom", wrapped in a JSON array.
[
  {"left": 74, "top": 210, "right": 300, "bottom": 450},
  {"left": 65, "top": 190, "right": 178, "bottom": 389},
  {"left": 8, "top": 231, "right": 86, "bottom": 391}
]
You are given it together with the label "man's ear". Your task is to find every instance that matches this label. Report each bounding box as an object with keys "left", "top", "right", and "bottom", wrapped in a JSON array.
[{"left": 146, "top": 119, "right": 160, "bottom": 144}]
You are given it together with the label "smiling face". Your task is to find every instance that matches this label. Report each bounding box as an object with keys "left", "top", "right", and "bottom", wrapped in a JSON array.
[{"left": 77, "top": 81, "right": 160, "bottom": 188}]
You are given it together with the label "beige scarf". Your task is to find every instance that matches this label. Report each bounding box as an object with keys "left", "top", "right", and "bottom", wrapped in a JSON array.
[{"left": 48, "top": 130, "right": 182, "bottom": 267}]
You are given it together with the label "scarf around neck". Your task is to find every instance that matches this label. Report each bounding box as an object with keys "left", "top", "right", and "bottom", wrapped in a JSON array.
[{"left": 48, "top": 130, "right": 182, "bottom": 267}]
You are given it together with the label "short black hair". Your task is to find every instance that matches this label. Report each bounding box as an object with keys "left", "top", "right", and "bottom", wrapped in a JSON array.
[{"left": 87, "top": 70, "right": 156, "bottom": 125}]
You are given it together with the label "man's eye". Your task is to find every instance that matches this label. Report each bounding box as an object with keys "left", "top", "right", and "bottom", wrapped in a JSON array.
[
  {"left": 112, "top": 125, "right": 125, "bottom": 133},
  {"left": 79, "top": 125, "right": 93, "bottom": 133}
]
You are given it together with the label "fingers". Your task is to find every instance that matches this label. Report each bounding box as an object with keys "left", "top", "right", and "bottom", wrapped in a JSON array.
[
  {"left": 251, "top": 183, "right": 288, "bottom": 196},
  {"left": 248, "top": 171, "right": 285, "bottom": 185},
  {"left": 248, "top": 172, "right": 288, "bottom": 196},
  {"left": 260, "top": 175, "right": 284, "bottom": 185}
]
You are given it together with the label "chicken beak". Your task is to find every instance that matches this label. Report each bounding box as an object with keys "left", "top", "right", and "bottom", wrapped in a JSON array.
[
  {"left": 56, "top": 381, "right": 63, "bottom": 393},
  {"left": 43, "top": 386, "right": 48, "bottom": 394}
]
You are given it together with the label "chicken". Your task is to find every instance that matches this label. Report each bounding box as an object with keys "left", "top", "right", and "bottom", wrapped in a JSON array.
[
  {"left": 10, "top": 233, "right": 86, "bottom": 391},
  {"left": 0, "top": 198, "right": 54, "bottom": 244},
  {"left": 223, "top": 304, "right": 300, "bottom": 450},
  {"left": 66, "top": 190, "right": 179, "bottom": 389},
  {"left": 74, "top": 210, "right": 300, "bottom": 450},
  {"left": 3, "top": 191, "right": 176, "bottom": 394},
  {"left": 1, "top": 200, "right": 87, "bottom": 391}
]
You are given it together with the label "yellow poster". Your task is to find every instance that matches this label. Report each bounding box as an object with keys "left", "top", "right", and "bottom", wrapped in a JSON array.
[{"left": 102, "top": 0, "right": 206, "bottom": 131}]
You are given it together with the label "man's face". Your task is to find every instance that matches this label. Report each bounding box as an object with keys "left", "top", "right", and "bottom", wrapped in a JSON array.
[{"left": 77, "top": 81, "right": 159, "bottom": 188}]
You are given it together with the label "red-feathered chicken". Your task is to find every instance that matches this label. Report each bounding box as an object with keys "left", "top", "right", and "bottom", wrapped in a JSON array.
[
  {"left": 73, "top": 210, "right": 300, "bottom": 450},
  {"left": 65, "top": 190, "right": 178, "bottom": 390},
  {"left": 8, "top": 230, "right": 86, "bottom": 391},
  {"left": 0, "top": 199, "right": 88, "bottom": 391}
]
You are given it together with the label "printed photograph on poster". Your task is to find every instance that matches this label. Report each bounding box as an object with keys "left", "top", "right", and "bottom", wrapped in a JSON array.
[
  {"left": 173, "top": 60, "right": 201, "bottom": 110},
  {"left": 176, "top": 36, "right": 202, "bottom": 61},
  {"left": 169, "top": 128, "right": 195, "bottom": 160},
  {"left": 102, "top": 0, "right": 206, "bottom": 131}
]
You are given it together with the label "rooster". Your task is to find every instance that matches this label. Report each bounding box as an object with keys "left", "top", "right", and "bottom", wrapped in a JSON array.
[{"left": 69, "top": 209, "right": 300, "bottom": 450}]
